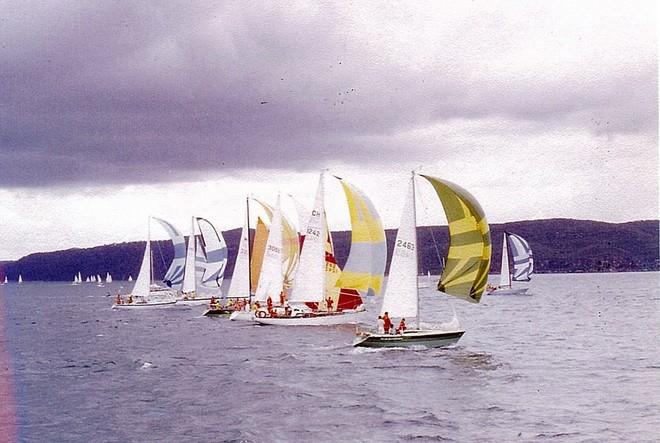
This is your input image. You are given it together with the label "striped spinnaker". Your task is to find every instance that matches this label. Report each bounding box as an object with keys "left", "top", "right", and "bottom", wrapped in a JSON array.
[
  {"left": 334, "top": 178, "right": 387, "bottom": 297},
  {"left": 507, "top": 232, "right": 533, "bottom": 281},
  {"left": 420, "top": 175, "right": 491, "bottom": 303},
  {"left": 152, "top": 217, "right": 186, "bottom": 289}
]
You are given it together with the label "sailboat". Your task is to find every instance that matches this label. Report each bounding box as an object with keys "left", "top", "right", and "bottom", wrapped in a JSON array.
[
  {"left": 128, "top": 275, "right": 133, "bottom": 281},
  {"left": 227, "top": 197, "right": 257, "bottom": 320},
  {"left": 487, "top": 232, "right": 533, "bottom": 295},
  {"left": 254, "top": 173, "right": 386, "bottom": 326},
  {"left": 354, "top": 173, "right": 491, "bottom": 348},
  {"left": 178, "top": 216, "right": 228, "bottom": 306},
  {"left": 105, "top": 273, "right": 113, "bottom": 283},
  {"left": 96, "top": 274, "right": 104, "bottom": 287},
  {"left": 18, "top": 275, "right": 23, "bottom": 284},
  {"left": 112, "top": 217, "right": 179, "bottom": 309},
  {"left": 2, "top": 276, "right": 7, "bottom": 285}
]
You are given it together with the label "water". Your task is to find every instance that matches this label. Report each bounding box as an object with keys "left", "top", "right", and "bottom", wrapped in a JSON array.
[{"left": 1, "top": 273, "right": 659, "bottom": 442}]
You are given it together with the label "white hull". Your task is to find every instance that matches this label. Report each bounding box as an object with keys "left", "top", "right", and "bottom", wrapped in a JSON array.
[
  {"left": 229, "top": 310, "right": 256, "bottom": 321},
  {"left": 353, "top": 328, "right": 465, "bottom": 348},
  {"left": 175, "top": 298, "right": 214, "bottom": 306},
  {"left": 254, "top": 310, "right": 365, "bottom": 326},
  {"left": 488, "top": 287, "right": 529, "bottom": 296},
  {"left": 112, "top": 300, "right": 176, "bottom": 309}
]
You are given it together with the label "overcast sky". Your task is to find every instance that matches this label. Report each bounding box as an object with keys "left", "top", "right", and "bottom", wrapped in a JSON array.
[{"left": 1, "top": 1, "right": 657, "bottom": 260}]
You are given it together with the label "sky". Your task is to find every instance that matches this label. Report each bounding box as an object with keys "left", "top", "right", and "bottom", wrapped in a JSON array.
[{"left": 0, "top": 1, "right": 657, "bottom": 260}]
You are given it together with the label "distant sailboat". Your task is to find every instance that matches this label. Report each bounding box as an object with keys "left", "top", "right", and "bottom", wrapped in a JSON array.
[
  {"left": 18, "top": 274, "right": 23, "bottom": 284},
  {"left": 112, "top": 217, "right": 179, "bottom": 309},
  {"left": 96, "top": 274, "right": 104, "bottom": 287},
  {"left": 128, "top": 275, "right": 133, "bottom": 282},
  {"left": 354, "top": 173, "right": 491, "bottom": 348},
  {"left": 487, "top": 232, "right": 533, "bottom": 295},
  {"left": 105, "top": 273, "right": 113, "bottom": 283},
  {"left": 2, "top": 276, "right": 7, "bottom": 285}
]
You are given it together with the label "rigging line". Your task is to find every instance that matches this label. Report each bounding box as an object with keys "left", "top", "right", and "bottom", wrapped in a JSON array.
[{"left": 415, "top": 178, "right": 444, "bottom": 270}]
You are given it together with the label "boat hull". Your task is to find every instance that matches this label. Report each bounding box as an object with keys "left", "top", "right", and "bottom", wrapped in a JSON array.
[
  {"left": 488, "top": 287, "right": 529, "bottom": 296},
  {"left": 202, "top": 308, "right": 234, "bottom": 317},
  {"left": 353, "top": 329, "right": 465, "bottom": 348},
  {"left": 111, "top": 300, "right": 176, "bottom": 309},
  {"left": 254, "top": 310, "right": 365, "bottom": 326},
  {"left": 176, "top": 298, "right": 214, "bottom": 306}
]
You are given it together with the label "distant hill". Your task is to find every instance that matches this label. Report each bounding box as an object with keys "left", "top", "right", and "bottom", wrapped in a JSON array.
[{"left": 0, "top": 219, "right": 657, "bottom": 282}]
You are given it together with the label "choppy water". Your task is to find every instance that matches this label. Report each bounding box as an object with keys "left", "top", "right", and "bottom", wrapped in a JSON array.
[{"left": 1, "top": 273, "right": 659, "bottom": 442}]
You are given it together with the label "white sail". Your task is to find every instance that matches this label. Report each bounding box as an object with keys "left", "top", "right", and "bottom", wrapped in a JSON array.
[
  {"left": 499, "top": 234, "right": 511, "bottom": 288},
  {"left": 128, "top": 275, "right": 133, "bottom": 281},
  {"left": 227, "top": 209, "right": 251, "bottom": 299},
  {"left": 132, "top": 240, "right": 151, "bottom": 298},
  {"left": 3, "top": 276, "right": 6, "bottom": 284},
  {"left": 106, "top": 273, "right": 112, "bottom": 283},
  {"left": 255, "top": 195, "right": 284, "bottom": 303},
  {"left": 289, "top": 174, "right": 326, "bottom": 304},
  {"left": 507, "top": 233, "right": 534, "bottom": 281},
  {"left": 18, "top": 275, "right": 23, "bottom": 284},
  {"left": 77, "top": 272, "right": 82, "bottom": 283},
  {"left": 380, "top": 176, "right": 419, "bottom": 319},
  {"left": 96, "top": 274, "right": 103, "bottom": 283},
  {"left": 182, "top": 217, "right": 197, "bottom": 294}
]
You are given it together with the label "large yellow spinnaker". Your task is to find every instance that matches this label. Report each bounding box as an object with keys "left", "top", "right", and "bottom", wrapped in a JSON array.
[
  {"left": 250, "top": 217, "right": 268, "bottom": 294},
  {"left": 334, "top": 178, "right": 387, "bottom": 297},
  {"left": 420, "top": 175, "right": 491, "bottom": 303}
]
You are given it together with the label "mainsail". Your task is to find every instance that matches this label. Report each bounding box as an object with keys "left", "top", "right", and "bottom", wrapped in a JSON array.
[
  {"left": 507, "top": 232, "right": 533, "bottom": 281},
  {"left": 254, "top": 196, "right": 284, "bottom": 303},
  {"left": 380, "top": 176, "right": 419, "bottom": 319},
  {"left": 289, "top": 174, "right": 327, "bottom": 304},
  {"left": 421, "top": 175, "right": 491, "bottom": 303},
  {"left": 499, "top": 234, "right": 511, "bottom": 288},
  {"left": 227, "top": 205, "right": 251, "bottom": 299},
  {"left": 334, "top": 177, "right": 387, "bottom": 297},
  {"left": 152, "top": 217, "right": 186, "bottom": 289},
  {"left": 132, "top": 239, "right": 151, "bottom": 298}
]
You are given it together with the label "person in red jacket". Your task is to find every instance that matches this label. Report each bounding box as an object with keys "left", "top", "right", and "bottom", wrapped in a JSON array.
[
  {"left": 378, "top": 312, "right": 392, "bottom": 334},
  {"left": 397, "top": 318, "right": 407, "bottom": 334}
]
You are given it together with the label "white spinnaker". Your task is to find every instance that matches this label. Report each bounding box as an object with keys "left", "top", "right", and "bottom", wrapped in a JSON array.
[
  {"left": 132, "top": 239, "right": 151, "bottom": 297},
  {"left": 254, "top": 196, "right": 284, "bottom": 303},
  {"left": 499, "top": 234, "right": 511, "bottom": 287},
  {"left": 227, "top": 213, "right": 251, "bottom": 299},
  {"left": 380, "top": 176, "right": 419, "bottom": 319},
  {"left": 289, "top": 174, "right": 327, "bottom": 305},
  {"left": 182, "top": 218, "right": 197, "bottom": 293}
]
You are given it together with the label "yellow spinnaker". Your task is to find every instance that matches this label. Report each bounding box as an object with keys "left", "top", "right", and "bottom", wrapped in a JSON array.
[
  {"left": 420, "top": 175, "right": 491, "bottom": 303},
  {"left": 334, "top": 178, "right": 387, "bottom": 296}
]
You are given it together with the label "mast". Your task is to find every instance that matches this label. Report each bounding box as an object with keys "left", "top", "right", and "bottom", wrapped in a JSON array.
[
  {"left": 412, "top": 172, "right": 420, "bottom": 329},
  {"left": 148, "top": 216, "right": 153, "bottom": 286},
  {"left": 246, "top": 195, "right": 253, "bottom": 306}
]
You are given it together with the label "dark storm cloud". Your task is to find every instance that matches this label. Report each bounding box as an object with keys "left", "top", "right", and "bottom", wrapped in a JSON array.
[{"left": 1, "top": 1, "right": 656, "bottom": 187}]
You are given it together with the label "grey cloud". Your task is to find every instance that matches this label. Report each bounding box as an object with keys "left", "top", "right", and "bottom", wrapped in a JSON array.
[{"left": 1, "top": 2, "right": 656, "bottom": 187}]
